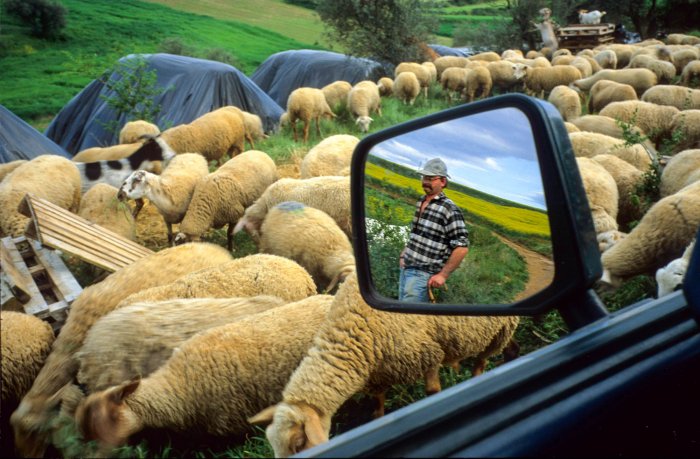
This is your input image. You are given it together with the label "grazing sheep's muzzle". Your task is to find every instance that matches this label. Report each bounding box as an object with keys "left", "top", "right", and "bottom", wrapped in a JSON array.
[{"left": 117, "top": 189, "right": 127, "bottom": 201}]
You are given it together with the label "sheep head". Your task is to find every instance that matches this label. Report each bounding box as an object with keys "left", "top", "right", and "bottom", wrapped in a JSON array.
[
  {"left": 355, "top": 116, "right": 373, "bottom": 133},
  {"left": 117, "top": 170, "right": 149, "bottom": 201},
  {"left": 249, "top": 402, "right": 330, "bottom": 458}
]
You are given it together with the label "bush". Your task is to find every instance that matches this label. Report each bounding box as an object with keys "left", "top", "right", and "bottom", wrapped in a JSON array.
[
  {"left": 4, "top": 0, "right": 67, "bottom": 40},
  {"left": 158, "top": 37, "right": 196, "bottom": 56},
  {"left": 204, "top": 48, "right": 241, "bottom": 68}
]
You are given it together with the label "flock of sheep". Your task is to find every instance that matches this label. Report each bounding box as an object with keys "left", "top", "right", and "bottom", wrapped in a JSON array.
[{"left": 2, "top": 30, "right": 700, "bottom": 458}]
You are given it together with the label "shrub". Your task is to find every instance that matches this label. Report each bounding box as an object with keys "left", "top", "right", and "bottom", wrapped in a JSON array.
[
  {"left": 204, "top": 48, "right": 241, "bottom": 68},
  {"left": 4, "top": 0, "right": 67, "bottom": 40},
  {"left": 158, "top": 37, "right": 196, "bottom": 56}
]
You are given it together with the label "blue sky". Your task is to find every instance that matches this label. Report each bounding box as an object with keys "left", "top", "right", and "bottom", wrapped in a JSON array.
[{"left": 369, "top": 107, "right": 547, "bottom": 210}]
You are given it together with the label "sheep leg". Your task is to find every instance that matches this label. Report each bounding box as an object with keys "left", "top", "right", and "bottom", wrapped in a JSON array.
[
  {"left": 131, "top": 198, "right": 144, "bottom": 219},
  {"left": 227, "top": 223, "right": 234, "bottom": 252},
  {"left": 372, "top": 392, "right": 386, "bottom": 418},
  {"left": 424, "top": 365, "right": 442, "bottom": 395},
  {"left": 503, "top": 339, "right": 520, "bottom": 363},
  {"left": 471, "top": 358, "right": 487, "bottom": 377},
  {"left": 303, "top": 119, "right": 310, "bottom": 143},
  {"left": 314, "top": 116, "right": 322, "bottom": 139},
  {"left": 166, "top": 221, "right": 174, "bottom": 246},
  {"left": 292, "top": 120, "right": 299, "bottom": 142}
]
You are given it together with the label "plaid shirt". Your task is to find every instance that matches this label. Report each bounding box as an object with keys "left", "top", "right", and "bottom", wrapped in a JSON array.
[{"left": 403, "top": 192, "right": 469, "bottom": 274}]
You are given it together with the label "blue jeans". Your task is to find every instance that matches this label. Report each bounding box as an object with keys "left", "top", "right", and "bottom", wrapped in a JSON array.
[{"left": 398, "top": 268, "right": 432, "bottom": 303}]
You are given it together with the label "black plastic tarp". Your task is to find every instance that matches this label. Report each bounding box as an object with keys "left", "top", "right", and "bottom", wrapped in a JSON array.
[
  {"left": 429, "top": 44, "right": 476, "bottom": 57},
  {"left": 45, "top": 53, "right": 284, "bottom": 155},
  {"left": 1, "top": 104, "right": 71, "bottom": 163},
  {"left": 251, "top": 49, "right": 390, "bottom": 109}
]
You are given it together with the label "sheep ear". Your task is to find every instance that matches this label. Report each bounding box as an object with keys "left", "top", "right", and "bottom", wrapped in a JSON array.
[
  {"left": 110, "top": 378, "right": 140, "bottom": 404},
  {"left": 302, "top": 410, "right": 328, "bottom": 446},
  {"left": 248, "top": 404, "right": 278, "bottom": 426}
]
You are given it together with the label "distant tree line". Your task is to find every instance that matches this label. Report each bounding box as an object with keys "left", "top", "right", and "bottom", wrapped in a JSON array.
[{"left": 4, "top": 0, "right": 67, "bottom": 40}]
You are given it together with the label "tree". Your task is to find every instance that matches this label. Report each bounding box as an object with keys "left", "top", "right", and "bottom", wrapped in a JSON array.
[{"left": 315, "top": 0, "right": 439, "bottom": 64}]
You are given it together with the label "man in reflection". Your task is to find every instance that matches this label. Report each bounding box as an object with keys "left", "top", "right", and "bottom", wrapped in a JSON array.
[{"left": 399, "top": 158, "right": 469, "bottom": 302}]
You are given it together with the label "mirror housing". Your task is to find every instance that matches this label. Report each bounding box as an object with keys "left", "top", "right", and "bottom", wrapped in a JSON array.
[{"left": 350, "top": 94, "right": 604, "bottom": 320}]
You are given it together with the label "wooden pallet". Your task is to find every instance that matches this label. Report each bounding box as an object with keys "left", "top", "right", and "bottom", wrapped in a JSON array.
[
  {"left": 1, "top": 235, "right": 82, "bottom": 332},
  {"left": 556, "top": 23, "right": 615, "bottom": 52}
]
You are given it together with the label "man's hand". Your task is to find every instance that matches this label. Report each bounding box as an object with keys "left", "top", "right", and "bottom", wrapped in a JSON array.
[{"left": 429, "top": 272, "right": 448, "bottom": 289}]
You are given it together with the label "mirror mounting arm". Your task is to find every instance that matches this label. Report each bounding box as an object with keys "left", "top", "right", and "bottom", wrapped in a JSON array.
[{"left": 558, "top": 289, "right": 608, "bottom": 331}]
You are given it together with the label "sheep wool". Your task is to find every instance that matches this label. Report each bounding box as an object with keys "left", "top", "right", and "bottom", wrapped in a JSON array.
[
  {"left": 74, "top": 294, "right": 335, "bottom": 456},
  {"left": 576, "top": 157, "right": 619, "bottom": 228},
  {"left": 440, "top": 67, "right": 470, "bottom": 102},
  {"left": 395, "top": 62, "right": 431, "bottom": 98},
  {"left": 76, "top": 295, "right": 288, "bottom": 393},
  {"left": 627, "top": 54, "right": 676, "bottom": 84},
  {"left": 117, "top": 253, "right": 317, "bottom": 306},
  {"left": 591, "top": 154, "right": 645, "bottom": 227},
  {"left": 233, "top": 175, "right": 351, "bottom": 241},
  {"left": 601, "top": 181, "right": 700, "bottom": 282},
  {"left": 0, "top": 155, "right": 81, "bottom": 237},
  {"left": 0, "top": 159, "right": 27, "bottom": 184},
  {"left": 641, "top": 84, "right": 700, "bottom": 110},
  {"left": 572, "top": 68, "right": 657, "bottom": 97},
  {"left": 656, "top": 241, "right": 696, "bottom": 298},
  {"left": 547, "top": 85, "right": 582, "bottom": 121},
  {"left": 250, "top": 272, "right": 520, "bottom": 457},
  {"left": 118, "top": 120, "right": 160, "bottom": 145},
  {"left": 525, "top": 65, "right": 583, "bottom": 98},
  {"left": 79, "top": 183, "right": 136, "bottom": 241},
  {"left": 377, "top": 77, "right": 394, "bottom": 96},
  {"left": 321, "top": 80, "right": 353, "bottom": 113},
  {"left": 434, "top": 56, "right": 470, "bottom": 79},
  {"left": 669, "top": 110, "right": 700, "bottom": 153},
  {"left": 486, "top": 61, "right": 528, "bottom": 93},
  {"left": 681, "top": 60, "right": 700, "bottom": 87},
  {"left": 300, "top": 134, "right": 359, "bottom": 179},
  {"left": 599, "top": 100, "right": 680, "bottom": 147},
  {"left": 569, "top": 131, "right": 653, "bottom": 172},
  {"left": 587, "top": 80, "right": 639, "bottom": 113},
  {"left": 660, "top": 149, "right": 700, "bottom": 197},
  {"left": 348, "top": 80, "right": 381, "bottom": 133},
  {"left": 259, "top": 201, "right": 355, "bottom": 293},
  {"left": 394, "top": 71, "right": 421, "bottom": 105},
  {"left": 287, "top": 87, "right": 336, "bottom": 143},
  {"left": 463, "top": 66, "right": 493, "bottom": 103},
  {"left": 72, "top": 142, "right": 144, "bottom": 164},
  {"left": 174, "top": 149, "right": 278, "bottom": 251},
  {"left": 9, "top": 243, "right": 233, "bottom": 458},
  {"left": 570, "top": 115, "right": 656, "bottom": 155}
]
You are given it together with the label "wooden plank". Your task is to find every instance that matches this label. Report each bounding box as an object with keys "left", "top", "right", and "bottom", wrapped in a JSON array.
[
  {"left": 28, "top": 239, "right": 83, "bottom": 305},
  {"left": 1, "top": 238, "right": 32, "bottom": 303},
  {"left": 48, "top": 299, "right": 70, "bottom": 324},
  {"left": 0, "top": 237, "right": 49, "bottom": 317}
]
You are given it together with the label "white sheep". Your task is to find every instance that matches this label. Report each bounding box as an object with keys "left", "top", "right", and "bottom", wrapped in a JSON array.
[
  {"left": 422, "top": 61, "right": 438, "bottom": 83},
  {"left": 156, "top": 106, "right": 247, "bottom": 163},
  {"left": 578, "top": 10, "right": 606, "bottom": 25},
  {"left": 0, "top": 159, "right": 27, "bottom": 183},
  {"left": 570, "top": 115, "right": 656, "bottom": 156},
  {"left": 593, "top": 49, "right": 618, "bottom": 70},
  {"left": 74, "top": 294, "right": 335, "bottom": 456},
  {"left": 71, "top": 142, "right": 143, "bottom": 163},
  {"left": 591, "top": 154, "right": 645, "bottom": 227},
  {"left": 76, "top": 295, "right": 288, "bottom": 393},
  {"left": 569, "top": 131, "right": 653, "bottom": 172},
  {"left": 524, "top": 65, "right": 582, "bottom": 98},
  {"left": 300, "top": 134, "right": 359, "bottom": 179},
  {"left": 659, "top": 149, "right": 700, "bottom": 197},
  {"left": 587, "top": 80, "right": 639, "bottom": 113},
  {"left": 287, "top": 87, "right": 336, "bottom": 143},
  {"left": 463, "top": 66, "right": 493, "bottom": 103},
  {"left": 669, "top": 109, "right": 700, "bottom": 153},
  {"left": 434, "top": 56, "right": 470, "bottom": 79},
  {"left": 377, "top": 76, "right": 394, "bottom": 96},
  {"left": 0, "top": 155, "right": 81, "bottom": 237},
  {"left": 249, "top": 272, "right": 520, "bottom": 457},
  {"left": 393, "top": 71, "right": 421, "bottom": 105},
  {"left": 673, "top": 50, "right": 700, "bottom": 75},
  {"left": 486, "top": 61, "right": 528, "bottom": 93},
  {"left": 173, "top": 149, "right": 278, "bottom": 251},
  {"left": 572, "top": 68, "right": 658, "bottom": 97},
  {"left": 627, "top": 54, "right": 677, "bottom": 84},
  {"left": 321, "top": 80, "right": 353, "bottom": 113},
  {"left": 1, "top": 311, "right": 55, "bottom": 409},
  {"left": 440, "top": 66, "right": 469, "bottom": 102},
  {"left": 656, "top": 240, "right": 696, "bottom": 298},
  {"left": 395, "top": 62, "right": 431, "bottom": 98},
  {"left": 259, "top": 201, "right": 355, "bottom": 293},
  {"left": 680, "top": 59, "right": 700, "bottom": 87},
  {"left": 222, "top": 107, "right": 268, "bottom": 150},
  {"left": 348, "top": 80, "right": 381, "bottom": 133},
  {"left": 601, "top": 181, "right": 700, "bottom": 284},
  {"left": 233, "top": 175, "right": 351, "bottom": 241},
  {"left": 117, "top": 152, "right": 209, "bottom": 244},
  {"left": 547, "top": 85, "right": 582, "bottom": 121},
  {"left": 667, "top": 34, "right": 700, "bottom": 46},
  {"left": 79, "top": 183, "right": 136, "bottom": 241},
  {"left": 576, "top": 157, "right": 619, "bottom": 234},
  {"left": 9, "top": 243, "right": 233, "bottom": 458},
  {"left": 599, "top": 100, "right": 680, "bottom": 147},
  {"left": 118, "top": 120, "right": 160, "bottom": 145}
]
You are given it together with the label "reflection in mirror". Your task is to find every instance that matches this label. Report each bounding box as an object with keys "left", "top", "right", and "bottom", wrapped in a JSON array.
[{"left": 365, "top": 107, "right": 554, "bottom": 305}]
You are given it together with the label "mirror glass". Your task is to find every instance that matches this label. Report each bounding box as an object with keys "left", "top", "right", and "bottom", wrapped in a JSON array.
[{"left": 364, "top": 107, "right": 554, "bottom": 305}]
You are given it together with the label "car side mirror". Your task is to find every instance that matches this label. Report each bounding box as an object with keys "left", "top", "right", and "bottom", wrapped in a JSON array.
[{"left": 350, "top": 94, "right": 606, "bottom": 325}]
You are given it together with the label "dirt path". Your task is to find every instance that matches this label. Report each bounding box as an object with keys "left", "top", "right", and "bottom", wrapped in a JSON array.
[{"left": 496, "top": 236, "right": 555, "bottom": 301}]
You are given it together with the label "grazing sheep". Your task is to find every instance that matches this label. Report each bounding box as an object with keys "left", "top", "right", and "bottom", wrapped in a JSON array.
[
  {"left": 79, "top": 183, "right": 135, "bottom": 241},
  {"left": 673, "top": 50, "right": 700, "bottom": 75},
  {"left": 524, "top": 65, "right": 582, "bottom": 98},
  {"left": 377, "top": 77, "right": 394, "bottom": 96},
  {"left": 669, "top": 110, "right": 700, "bottom": 154},
  {"left": 576, "top": 157, "right": 619, "bottom": 232},
  {"left": 440, "top": 67, "right": 469, "bottom": 102},
  {"left": 75, "top": 136, "right": 176, "bottom": 193},
  {"left": 591, "top": 154, "right": 645, "bottom": 227},
  {"left": 74, "top": 294, "right": 334, "bottom": 456},
  {"left": 395, "top": 62, "right": 431, "bottom": 98},
  {"left": 641, "top": 84, "right": 700, "bottom": 110},
  {"left": 569, "top": 131, "right": 654, "bottom": 172},
  {"left": 9, "top": 243, "right": 233, "bottom": 458},
  {"left": 569, "top": 56, "right": 594, "bottom": 78},
  {"left": 469, "top": 51, "right": 502, "bottom": 62},
  {"left": 434, "top": 56, "right": 470, "bottom": 79},
  {"left": 286, "top": 87, "right": 336, "bottom": 143},
  {"left": 551, "top": 55, "right": 575, "bottom": 66},
  {"left": 667, "top": 34, "right": 700, "bottom": 46},
  {"left": 501, "top": 49, "right": 524, "bottom": 60},
  {"left": 173, "top": 150, "right": 278, "bottom": 251},
  {"left": 259, "top": 201, "right": 354, "bottom": 293},
  {"left": 627, "top": 54, "right": 677, "bottom": 84},
  {"left": 660, "top": 149, "right": 700, "bottom": 197},
  {"left": 579, "top": 10, "right": 606, "bottom": 25},
  {"left": 71, "top": 142, "right": 142, "bottom": 164},
  {"left": 300, "top": 134, "right": 359, "bottom": 179},
  {"left": 570, "top": 115, "right": 656, "bottom": 155},
  {"left": 572, "top": 68, "right": 657, "bottom": 97},
  {"left": 348, "top": 80, "right": 381, "bottom": 133},
  {"left": 599, "top": 44, "right": 638, "bottom": 68},
  {"left": 394, "top": 71, "right": 421, "bottom": 105},
  {"left": 547, "top": 85, "right": 582, "bottom": 121},
  {"left": 233, "top": 175, "right": 351, "bottom": 241},
  {"left": 321, "top": 80, "right": 352, "bottom": 113},
  {"left": 118, "top": 120, "right": 160, "bottom": 145},
  {"left": 0, "top": 155, "right": 81, "bottom": 237},
  {"left": 0, "top": 160, "right": 27, "bottom": 183},
  {"left": 681, "top": 60, "right": 700, "bottom": 87},
  {"left": 463, "top": 66, "right": 493, "bottom": 103},
  {"left": 76, "top": 295, "right": 288, "bottom": 393},
  {"left": 656, "top": 241, "right": 696, "bottom": 298},
  {"left": 156, "top": 106, "right": 246, "bottom": 163},
  {"left": 599, "top": 100, "right": 680, "bottom": 146},
  {"left": 601, "top": 181, "right": 700, "bottom": 284},
  {"left": 594, "top": 49, "right": 618, "bottom": 69},
  {"left": 249, "top": 272, "right": 520, "bottom": 457},
  {"left": 486, "top": 61, "right": 528, "bottom": 93},
  {"left": 422, "top": 61, "right": 438, "bottom": 82},
  {"left": 579, "top": 54, "right": 603, "bottom": 73},
  {"left": 238, "top": 109, "right": 268, "bottom": 149},
  {"left": 117, "top": 253, "right": 317, "bottom": 306},
  {"left": 117, "top": 153, "right": 209, "bottom": 243}
]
